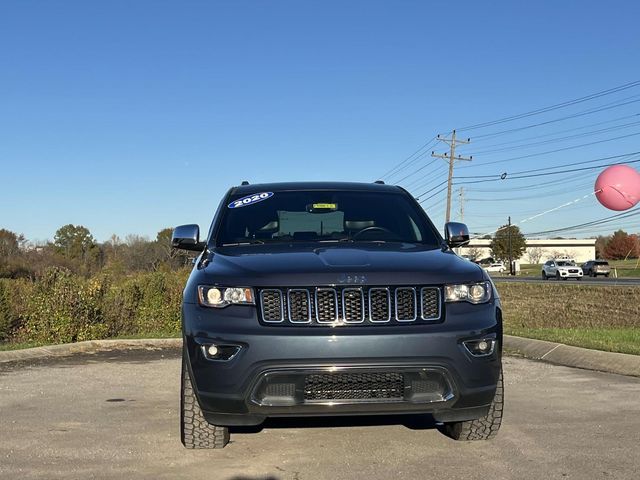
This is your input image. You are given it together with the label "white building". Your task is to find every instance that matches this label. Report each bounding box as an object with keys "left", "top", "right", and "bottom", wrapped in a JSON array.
[{"left": 458, "top": 238, "right": 596, "bottom": 264}]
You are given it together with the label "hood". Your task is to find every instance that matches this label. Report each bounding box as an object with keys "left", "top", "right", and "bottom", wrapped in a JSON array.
[{"left": 198, "top": 243, "right": 485, "bottom": 287}]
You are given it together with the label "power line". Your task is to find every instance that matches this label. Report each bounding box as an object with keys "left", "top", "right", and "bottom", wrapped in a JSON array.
[
  {"left": 379, "top": 135, "right": 440, "bottom": 181},
  {"left": 394, "top": 157, "right": 440, "bottom": 184},
  {"left": 466, "top": 113, "right": 640, "bottom": 149},
  {"left": 466, "top": 119, "right": 640, "bottom": 156},
  {"left": 465, "top": 96, "right": 640, "bottom": 142},
  {"left": 523, "top": 208, "right": 640, "bottom": 237},
  {"left": 457, "top": 79, "right": 640, "bottom": 132},
  {"left": 455, "top": 151, "right": 640, "bottom": 179},
  {"left": 457, "top": 131, "right": 640, "bottom": 170}
]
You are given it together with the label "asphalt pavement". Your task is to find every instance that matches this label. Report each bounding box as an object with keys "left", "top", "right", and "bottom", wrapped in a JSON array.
[{"left": 1, "top": 348, "right": 639, "bottom": 480}]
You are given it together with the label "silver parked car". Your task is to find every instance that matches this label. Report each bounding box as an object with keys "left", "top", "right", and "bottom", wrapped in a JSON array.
[{"left": 581, "top": 260, "right": 611, "bottom": 277}]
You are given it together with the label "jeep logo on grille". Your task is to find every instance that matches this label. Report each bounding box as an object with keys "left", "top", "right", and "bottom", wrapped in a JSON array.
[{"left": 338, "top": 274, "right": 367, "bottom": 284}]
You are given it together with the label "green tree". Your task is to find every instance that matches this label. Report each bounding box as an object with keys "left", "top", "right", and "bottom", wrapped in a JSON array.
[
  {"left": 0, "top": 229, "right": 24, "bottom": 258},
  {"left": 490, "top": 224, "right": 527, "bottom": 263},
  {"left": 54, "top": 224, "right": 96, "bottom": 260}
]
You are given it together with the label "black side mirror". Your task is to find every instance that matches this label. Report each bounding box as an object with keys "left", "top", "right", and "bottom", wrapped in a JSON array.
[
  {"left": 172, "top": 224, "right": 206, "bottom": 251},
  {"left": 444, "top": 222, "right": 470, "bottom": 248}
]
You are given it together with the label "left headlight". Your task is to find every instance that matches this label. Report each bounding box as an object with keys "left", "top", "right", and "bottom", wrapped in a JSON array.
[
  {"left": 197, "top": 286, "right": 255, "bottom": 308},
  {"left": 444, "top": 281, "right": 492, "bottom": 304}
]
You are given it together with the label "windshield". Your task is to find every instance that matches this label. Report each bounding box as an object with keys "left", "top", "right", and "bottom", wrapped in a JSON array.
[
  {"left": 557, "top": 261, "right": 575, "bottom": 266},
  {"left": 215, "top": 190, "right": 440, "bottom": 246}
]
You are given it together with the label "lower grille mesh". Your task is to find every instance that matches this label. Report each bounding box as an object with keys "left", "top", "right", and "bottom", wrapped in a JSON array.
[{"left": 304, "top": 372, "right": 404, "bottom": 401}]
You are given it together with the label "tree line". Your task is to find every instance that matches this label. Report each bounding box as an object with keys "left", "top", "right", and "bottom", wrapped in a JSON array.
[{"left": 0, "top": 224, "right": 191, "bottom": 280}]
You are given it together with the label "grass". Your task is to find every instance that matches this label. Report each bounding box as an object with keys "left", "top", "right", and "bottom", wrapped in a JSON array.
[
  {"left": 2, "top": 283, "right": 638, "bottom": 356},
  {"left": 516, "top": 259, "right": 640, "bottom": 278},
  {"left": 0, "top": 340, "right": 49, "bottom": 352},
  {"left": 498, "top": 282, "right": 640, "bottom": 355},
  {"left": 504, "top": 326, "right": 640, "bottom": 356}
]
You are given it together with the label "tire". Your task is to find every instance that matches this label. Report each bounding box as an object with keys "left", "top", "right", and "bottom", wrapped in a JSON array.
[
  {"left": 541, "top": 271, "right": 547, "bottom": 280},
  {"left": 605, "top": 273, "right": 610, "bottom": 278},
  {"left": 577, "top": 277, "right": 582, "bottom": 281},
  {"left": 441, "top": 367, "right": 503, "bottom": 441},
  {"left": 556, "top": 272, "right": 561, "bottom": 280},
  {"left": 181, "top": 350, "right": 230, "bottom": 449}
]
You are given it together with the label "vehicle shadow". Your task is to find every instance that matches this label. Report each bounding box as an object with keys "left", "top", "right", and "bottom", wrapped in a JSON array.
[{"left": 230, "top": 413, "right": 440, "bottom": 434}]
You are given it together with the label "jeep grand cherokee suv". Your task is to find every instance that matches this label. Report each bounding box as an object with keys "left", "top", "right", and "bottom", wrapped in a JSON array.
[{"left": 173, "top": 182, "right": 503, "bottom": 448}]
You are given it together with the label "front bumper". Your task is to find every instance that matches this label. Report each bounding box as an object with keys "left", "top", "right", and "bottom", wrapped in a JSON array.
[
  {"left": 183, "top": 301, "right": 502, "bottom": 426},
  {"left": 558, "top": 270, "right": 583, "bottom": 278}
]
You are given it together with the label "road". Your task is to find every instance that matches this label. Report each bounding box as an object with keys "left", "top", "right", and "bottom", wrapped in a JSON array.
[
  {"left": 1, "top": 349, "right": 639, "bottom": 480},
  {"left": 493, "top": 275, "right": 640, "bottom": 286}
]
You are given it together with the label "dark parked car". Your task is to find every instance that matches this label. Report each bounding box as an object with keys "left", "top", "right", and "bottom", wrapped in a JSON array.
[
  {"left": 581, "top": 260, "right": 611, "bottom": 277},
  {"left": 173, "top": 181, "right": 503, "bottom": 448}
]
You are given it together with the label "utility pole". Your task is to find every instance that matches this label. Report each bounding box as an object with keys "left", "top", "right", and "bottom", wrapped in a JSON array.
[
  {"left": 431, "top": 130, "right": 472, "bottom": 223},
  {"left": 458, "top": 187, "right": 465, "bottom": 222},
  {"left": 508, "top": 216, "right": 513, "bottom": 276}
]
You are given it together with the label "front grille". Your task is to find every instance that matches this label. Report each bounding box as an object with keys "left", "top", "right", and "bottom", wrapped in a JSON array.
[
  {"left": 287, "top": 289, "right": 311, "bottom": 323},
  {"left": 304, "top": 372, "right": 404, "bottom": 401},
  {"left": 395, "top": 288, "right": 416, "bottom": 321},
  {"left": 568, "top": 269, "right": 579, "bottom": 274},
  {"left": 258, "top": 286, "right": 441, "bottom": 326}
]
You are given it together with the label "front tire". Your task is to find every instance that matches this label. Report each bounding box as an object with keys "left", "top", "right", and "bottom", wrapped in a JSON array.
[
  {"left": 441, "top": 368, "right": 504, "bottom": 441},
  {"left": 181, "top": 350, "right": 230, "bottom": 449},
  {"left": 541, "top": 271, "right": 547, "bottom": 280},
  {"left": 556, "top": 272, "right": 561, "bottom": 280}
]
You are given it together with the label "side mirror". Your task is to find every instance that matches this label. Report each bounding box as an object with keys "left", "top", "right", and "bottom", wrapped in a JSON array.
[
  {"left": 172, "top": 224, "right": 206, "bottom": 251},
  {"left": 444, "top": 222, "right": 470, "bottom": 248}
]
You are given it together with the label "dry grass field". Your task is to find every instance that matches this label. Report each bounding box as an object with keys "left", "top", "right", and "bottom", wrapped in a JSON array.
[{"left": 498, "top": 282, "right": 640, "bottom": 354}]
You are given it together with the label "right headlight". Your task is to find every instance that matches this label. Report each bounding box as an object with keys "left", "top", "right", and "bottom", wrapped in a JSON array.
[
  {"left": 197, "top": 286, "right": 255, "bottom": 308},
  {"left": 444, "top": 281, "right": 491, "bottom": 304}
]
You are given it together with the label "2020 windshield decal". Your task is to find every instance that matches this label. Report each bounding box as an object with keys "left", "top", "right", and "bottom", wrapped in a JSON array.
[{"left": 228, "top": 192, "right": 274, "bottom": 209}]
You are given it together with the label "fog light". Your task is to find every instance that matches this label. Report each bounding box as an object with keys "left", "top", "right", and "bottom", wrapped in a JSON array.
[
  {"left": 463, "top": 338, "right": 496, "bottom": 357},
  {"left": 201, "top": 344, "right": 242, "bottom": 361}
]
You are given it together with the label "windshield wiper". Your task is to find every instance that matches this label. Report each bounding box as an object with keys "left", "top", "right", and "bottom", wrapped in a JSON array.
[{"left": 220, "top": 240, "right": 265, "bottom": 246}]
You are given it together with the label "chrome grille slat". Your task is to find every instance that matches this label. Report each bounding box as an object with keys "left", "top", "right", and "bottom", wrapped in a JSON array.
[
  {"left": 259, "top": 286, "right": 440, "bottom": 325},
  {"left": 394, "top": 287, "right": 417, "bottom": 322},
  {"left": 316, "top": 288, "right": 339, "bottom": 323},
  {"left": 260, "top": 289, "right": 284, "bottom": 323},
  {"left": 287, "top": 289, "right": 311, "bottom": 323},
  {"left": 342, "top": 288, "right": 365, "bottom": 323},
  {"left": 420, "top": 287, "right": 441, "bottom": 321},
  {"left": 368, "top": 288, "right": 391, "bottom": 323}
]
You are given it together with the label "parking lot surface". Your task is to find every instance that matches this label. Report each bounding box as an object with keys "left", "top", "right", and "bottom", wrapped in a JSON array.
[{"left": 1, "top": 349, "right": 639, "bottom": 480}]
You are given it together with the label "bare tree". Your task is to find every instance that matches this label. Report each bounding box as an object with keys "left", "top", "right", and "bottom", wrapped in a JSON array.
[
  {"left": 526, "top": 247, "right": 544, "bottom": 264},
  {"left": 466, "top": 246, "right": 484, "bottom": 262}
]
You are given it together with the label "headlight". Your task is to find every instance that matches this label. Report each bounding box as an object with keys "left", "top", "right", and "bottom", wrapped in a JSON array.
[
  {"left": 198, "top": 286, "right": 255, "bottom": 308},
  {"left": 444, "top": 282, "right": 491, "bottom": 304}
]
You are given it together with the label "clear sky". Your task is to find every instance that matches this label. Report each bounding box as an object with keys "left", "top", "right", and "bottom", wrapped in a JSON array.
[{"left": 1, "top": 0, "right": 639, "bottom": 243}]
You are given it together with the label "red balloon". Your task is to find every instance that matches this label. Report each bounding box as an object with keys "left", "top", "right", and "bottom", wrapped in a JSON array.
[{"left": 594, "top": 164, "right": 640, "bottom": 211}]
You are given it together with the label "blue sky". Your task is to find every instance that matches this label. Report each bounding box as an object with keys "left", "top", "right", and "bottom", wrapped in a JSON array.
[{"left": 1, "top": 0, "right": 639, "bottom": 243}]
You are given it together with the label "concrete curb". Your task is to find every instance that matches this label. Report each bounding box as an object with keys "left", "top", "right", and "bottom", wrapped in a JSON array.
[
  {"left": 504, "top": 335, "right": 640, "bottom": 377},
  {"left": 0, "top": 338, "right": 182, "bottom": 364},
  {"left": 1, "top": 336, "right": 638, "bottom": 377}
]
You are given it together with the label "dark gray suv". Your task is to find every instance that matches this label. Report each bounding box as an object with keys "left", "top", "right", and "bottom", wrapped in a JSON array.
[{"left": 173, "top": 182, "right": 503, "bottom": 448}]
